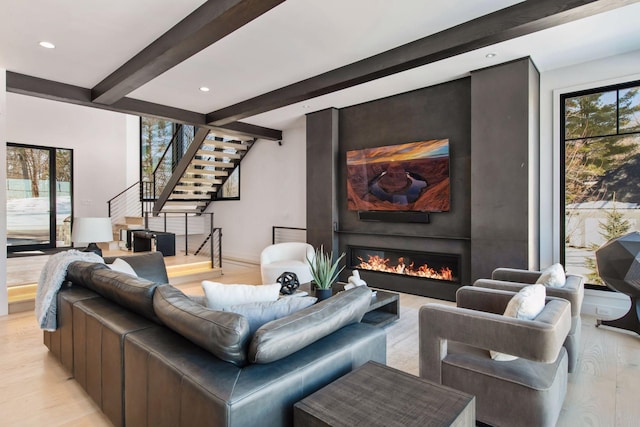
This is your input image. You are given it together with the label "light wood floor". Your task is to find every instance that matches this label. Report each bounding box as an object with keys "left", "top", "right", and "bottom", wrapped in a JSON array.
[{"left": 1, "top": 265, "right": 638, "bottom": 426}]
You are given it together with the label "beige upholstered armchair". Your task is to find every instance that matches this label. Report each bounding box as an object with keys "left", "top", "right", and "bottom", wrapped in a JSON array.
[
  {"left": 473, "top": 267, "right": 584, "bottom": 373},
  {"left": 419, "top": 286, "right": 571, "bottom": 427},
  {"left": 260, "top": 242, "right": 315, "bottom": 285}
]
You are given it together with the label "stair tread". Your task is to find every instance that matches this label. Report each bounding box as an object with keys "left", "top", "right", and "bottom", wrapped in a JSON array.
[
  {"left": 168, "top": 194, "right": 212, "bottom": 200},
  {"left": 202, "top": 140, "right": 248, "bottom": 151},
  {"left": 164, "top": 202, "right": 207, "bottom": 206},
  {"left": 174, "top": 185, "right": 217, "bottom": 191},
  {"left": 197, "top": 149, "right": 241, "bottom": 160},
  {"left": 191, "top": 159, "right": 235, "bottom": 168},
  {"left": 180, "top": 177, "right": 226, "bottom": 183}
]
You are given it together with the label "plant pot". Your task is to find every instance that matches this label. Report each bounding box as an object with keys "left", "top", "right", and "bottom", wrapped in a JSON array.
[{"left": 315, "top": 288, "right": 333, "bottom": 301}]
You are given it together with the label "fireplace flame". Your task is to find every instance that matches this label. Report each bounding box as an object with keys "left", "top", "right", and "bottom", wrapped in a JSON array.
[{"left": 356, "top": 255, "right": 454, "bottom": 281}]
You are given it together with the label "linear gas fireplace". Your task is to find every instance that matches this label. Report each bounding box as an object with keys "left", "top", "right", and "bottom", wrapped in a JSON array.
[{"left": 346, "top": 246, "right": 461, "bottom": 300}]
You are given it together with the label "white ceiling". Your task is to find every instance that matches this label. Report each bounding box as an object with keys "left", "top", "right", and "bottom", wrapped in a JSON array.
[{"left": 2, "top": 0, "right": 640, "bottom": 131}]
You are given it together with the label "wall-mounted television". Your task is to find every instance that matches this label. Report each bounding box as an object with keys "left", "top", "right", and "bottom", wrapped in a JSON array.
[{"left": 346, "top": 139, "right": 450, "bottom": 213}]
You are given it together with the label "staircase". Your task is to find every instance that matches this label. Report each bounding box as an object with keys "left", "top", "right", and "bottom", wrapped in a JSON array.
[
  {"left": 107, "top": 123, "right": 254, "bottom": 267},
  {"left": 153, "top": 128, "right": 256, "bottom": 215}
]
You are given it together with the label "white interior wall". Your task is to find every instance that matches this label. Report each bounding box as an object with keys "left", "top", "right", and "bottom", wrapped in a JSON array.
[
  {"left": 210, "top": 118, "right": 306, "bottom": 264},
  {"left": 539, "top": 49, "right": 640, "bottom": 316},
  {"left": 1, "top": 70, "right": 8, "bottom": 316},
  {"left": 125, "top": 115, "right": 140, "bottom": 186},
  {"left": 6, "top": 93, "right": 131, "bottom": 218}
]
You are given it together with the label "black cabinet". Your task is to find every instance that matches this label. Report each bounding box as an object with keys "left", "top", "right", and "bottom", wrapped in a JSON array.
[{"left": 132, "top": 231, "right": 176, "bottom": 257}]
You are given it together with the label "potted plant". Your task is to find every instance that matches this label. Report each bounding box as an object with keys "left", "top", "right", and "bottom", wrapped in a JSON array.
[{"left": 307, "top": 245, "right": 346, "bottom": 301}]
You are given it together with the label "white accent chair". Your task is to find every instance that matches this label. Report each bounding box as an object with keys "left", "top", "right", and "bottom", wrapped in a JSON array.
[{"left": 260, "top": 242, "right": 315, "bottom": 285}]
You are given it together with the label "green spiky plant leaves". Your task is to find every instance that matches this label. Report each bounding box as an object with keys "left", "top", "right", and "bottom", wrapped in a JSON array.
[{"left": 307, "top": 245, "right": 346, "bottom": 290}]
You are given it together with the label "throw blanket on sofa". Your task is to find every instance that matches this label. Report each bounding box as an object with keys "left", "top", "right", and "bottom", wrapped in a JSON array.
[{"left": 36, "top": 250, "right": 103, "bottom": 331}]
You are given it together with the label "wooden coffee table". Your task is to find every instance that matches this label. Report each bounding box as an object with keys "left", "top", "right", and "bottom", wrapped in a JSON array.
[
  {"left": 299, "top": 283, "right": 399, "bottom": 327},
  {"left": 294, "top": 361, "right": 475, "bottom": 427}
]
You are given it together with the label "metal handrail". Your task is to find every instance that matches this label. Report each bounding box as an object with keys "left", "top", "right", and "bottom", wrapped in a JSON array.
[
  {"left": 107, "top": 181, "right": 140, "bottom": 205},
  {"left": 151, "top": 124, "right": 182, "bottom": 180},
  {"left": 142, "top": 210, "right": 219, "bottom": 268},
  {"left": 107, "top": 181, "right": 146, "bottom": 226},
  {"left": 194, "top": 227, "right": 222, "bottom": 269},
  {"left": 150, "top": 124, "right": 197, "bottom": 201}
]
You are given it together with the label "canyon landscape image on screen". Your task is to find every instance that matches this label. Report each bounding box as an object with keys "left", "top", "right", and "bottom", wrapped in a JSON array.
[{"left": 346, "top": 139, "right": 450, "bottom": 212}]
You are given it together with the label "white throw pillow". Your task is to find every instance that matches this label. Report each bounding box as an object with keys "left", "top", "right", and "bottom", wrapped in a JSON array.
[
  {"left": 535, "top": 263, "right": 566, "bottom": 288},
  {"left": 223, "top": 296, "right": 317, "bottom": 334},
  {"left": 202, "top": 281, "right": 281, "bottom": 310},
  {"left": 491, "top": 284, "right": 546, "bottom": 361},
  {"left": 108, "top": 258, "right": 138, "bottom": 277}
]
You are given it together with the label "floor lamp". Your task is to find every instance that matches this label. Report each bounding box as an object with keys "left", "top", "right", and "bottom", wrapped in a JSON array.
[{"left": 71, "top": 217, "right": 113, "bottom": 257}]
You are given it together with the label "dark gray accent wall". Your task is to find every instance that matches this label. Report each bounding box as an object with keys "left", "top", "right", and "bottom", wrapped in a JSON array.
[
  {"left": 306, "top": 59, "right": 540, "bottom": 299},
  {"left": 470, "top": 58, "right": 540, "bottom": 280},
  {"left": 337, "top": 79, "right": 472, "bottom": 300},
  {"left": 306, "top": 108, "right": 339, "bottom": 254},
  {"left": 338, "top": 79, "right": 471, "bottom": 237}
]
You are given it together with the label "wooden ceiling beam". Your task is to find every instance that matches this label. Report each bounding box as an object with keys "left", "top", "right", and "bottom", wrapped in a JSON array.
[
  {"left": 6, "top": 72, "right": 282, "bottom": 141},
  {"left": 206, "top": 0, "right": 638, "bottom": 126},
  {"left": 91, "top": 0, "right": 285, "bottom": 105}
]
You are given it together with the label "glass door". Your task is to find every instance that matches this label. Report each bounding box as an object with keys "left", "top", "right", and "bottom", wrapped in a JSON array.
[{"left": 6, "top": 143, "right": 73, "bottom": 252}]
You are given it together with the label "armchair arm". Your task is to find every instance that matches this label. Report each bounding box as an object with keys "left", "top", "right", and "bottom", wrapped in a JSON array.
[
  {"left": 419, "top": 298, "right": 571, "bottom": 384},
  {"left": 475, "top": 276, "right": 584, "bottom": 317},
  {"left": 492, "top": 267, "right": 540, "bottom": 284},
  {"left": 455, "top": 286, "right": 516, "bottom": 314},
  {"left": 560, "top": 275, "right": 585, "bottom": 316}
]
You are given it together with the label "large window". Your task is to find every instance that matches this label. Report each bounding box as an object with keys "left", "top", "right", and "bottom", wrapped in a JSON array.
[
  {"left": 6, "top": 143, "right": 73, "bottom": 251},
  {"left": 562, "top": 80, "right": 640, "bottom": 288},
  {"left": 140, "top": 117, "right": 195, "bottom": 198},
  {"left": 141, "top": 117, "right": 173, "bottom": 182}
]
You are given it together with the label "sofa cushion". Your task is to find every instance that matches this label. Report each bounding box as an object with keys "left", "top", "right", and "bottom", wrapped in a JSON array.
[
  {"left": 491, "top": 285, "right": 546, "bottom": 361},
  {"left": 108, "top": 258, "right": 138, "bottom": 277},
  {"left": 535, "top": 263, "right": 566, "bottom": 288},
  {"left": 86, "top": 269, "right": 161, "bottom": 324},
  {"left": 202, "top": 281, "right": 281, "bottom": 309},
  {"left": 504, "top": 284, "right": 546, "bottom": 320},
  {"left": 104, "top": 251, "right": 169, "bottom": 284},
  {"left": 223, "top": 296, "right": 317, "bottom": 334},
  {"left": 153, "top": 284, "right": 251, "bottom": 367},
  {"left": 248, "top": 286, "right": 371, "bottom": 364}
]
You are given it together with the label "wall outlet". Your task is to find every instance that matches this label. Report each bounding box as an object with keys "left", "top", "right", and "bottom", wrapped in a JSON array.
[{"left": 596, "top": 307, "right": 612, "bottom": 316}]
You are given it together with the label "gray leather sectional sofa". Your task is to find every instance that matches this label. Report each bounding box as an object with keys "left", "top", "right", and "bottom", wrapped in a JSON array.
[{"left": 43, "top": 252, "right": 386, "bottom": 427}]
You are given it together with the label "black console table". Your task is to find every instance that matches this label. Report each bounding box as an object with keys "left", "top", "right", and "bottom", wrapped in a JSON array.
[
  {"left": 125, "top": 228, "right": 148, "bottom": 250},
  {"left": 132, "top": 231, "right": 176, "bottom": 257}
]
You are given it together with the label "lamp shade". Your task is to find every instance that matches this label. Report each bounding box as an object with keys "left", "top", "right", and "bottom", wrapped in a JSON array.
[{"left": 71, "top": 217, "right": 113, "bottom": 244}]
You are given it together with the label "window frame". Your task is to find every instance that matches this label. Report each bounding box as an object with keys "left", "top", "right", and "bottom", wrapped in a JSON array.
[
  {"left": 560, "top": 79, "right": 640, "bottom": 290},
  {"left": 6, "top": 142, "right": 74, "bottom": 253}
]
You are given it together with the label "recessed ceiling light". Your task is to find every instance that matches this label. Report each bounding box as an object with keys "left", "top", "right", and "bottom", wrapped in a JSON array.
[
  {"left": 39, "top": 41, "right": 55, "bottom": 49},
  {"left": 301, "top": 104, "right": 311, "bottom": 109},
  {"left": 199, "top": 86, "right": 210, "bottom": 92},
  {"left": 485, "top": 53, "right": 497, "bottom": 58}
]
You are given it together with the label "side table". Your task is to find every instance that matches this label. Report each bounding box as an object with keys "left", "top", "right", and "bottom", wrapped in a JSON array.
[{"left": 294, "top": 361, "right": 475, "bottom": 427}]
